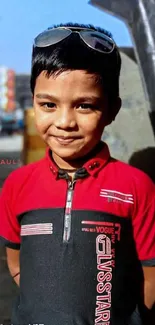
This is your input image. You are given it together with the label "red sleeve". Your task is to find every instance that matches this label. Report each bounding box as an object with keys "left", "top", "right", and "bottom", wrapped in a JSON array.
[
  {"left": 0, "top": 173, "right": 20, "bottom": 249},
  {"left": 132, "top": 171, "right": 155, "bottom": 265}
]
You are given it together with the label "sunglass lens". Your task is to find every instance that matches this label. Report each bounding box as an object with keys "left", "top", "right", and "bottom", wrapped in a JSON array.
[
  {"left": 80, "top": 31, "right": 114, "bottom": 53},
  {"left": 34, "top": 29, "right": 71, "bottom": 47}
]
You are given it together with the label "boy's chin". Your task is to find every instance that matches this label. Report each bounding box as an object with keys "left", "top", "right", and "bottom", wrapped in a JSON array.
[
  {"left": 48, "top": 141, "right": 100, "bottom": 161},
  {"left": 52, "top": 148, "right": 82, "bottom": 161}
]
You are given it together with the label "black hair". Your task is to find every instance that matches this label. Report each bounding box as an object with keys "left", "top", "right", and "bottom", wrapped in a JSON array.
[{"left": 30, "top": 22, "right": 121, "bottom": 104}]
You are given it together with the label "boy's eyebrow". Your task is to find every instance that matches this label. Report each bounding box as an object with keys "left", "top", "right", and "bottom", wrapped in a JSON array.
[
  {"left": 36, "top": 93, "right": 58, "bottom": 101},
  {"left": 36, "top": 93, "right": 103, "bottom": 103}
]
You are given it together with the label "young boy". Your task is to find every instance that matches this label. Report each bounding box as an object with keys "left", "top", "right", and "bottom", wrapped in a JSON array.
[{"left": 0, "top": 23, "right": 155, "bottom": 325}]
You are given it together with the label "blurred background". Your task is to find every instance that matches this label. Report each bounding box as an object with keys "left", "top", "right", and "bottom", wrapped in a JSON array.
[{"left": 0, "top": 0, "right": 155, "bottom": 323}]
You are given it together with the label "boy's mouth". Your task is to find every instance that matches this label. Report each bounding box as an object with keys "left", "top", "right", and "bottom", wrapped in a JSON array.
[{"left": 53, "top": 136, "right": 78, "bottom": 145}]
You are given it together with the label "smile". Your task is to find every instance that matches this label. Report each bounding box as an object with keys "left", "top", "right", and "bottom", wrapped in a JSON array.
[{"left": 53, "top": 136, "right": 78, "bottom": 145}]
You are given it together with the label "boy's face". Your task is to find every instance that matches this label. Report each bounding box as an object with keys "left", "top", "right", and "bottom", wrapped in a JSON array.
[{"left": 33, "top": 70, "right": 119, "bottom": 161}]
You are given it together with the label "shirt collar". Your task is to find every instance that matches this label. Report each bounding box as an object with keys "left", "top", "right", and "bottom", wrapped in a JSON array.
[{"left": 45, "top": 141, "right": 110, "bottom": 178}]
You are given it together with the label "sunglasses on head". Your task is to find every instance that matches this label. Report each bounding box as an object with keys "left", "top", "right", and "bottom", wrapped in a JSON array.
[{"left": 34, "top": 26, "right": 116, "bottom": 54}]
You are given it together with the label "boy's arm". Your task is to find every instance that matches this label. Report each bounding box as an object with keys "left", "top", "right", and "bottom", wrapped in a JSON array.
[
  {"left": 6, "top": 247, "right": 20, "bottom": 286},
  {"left": 143, "top": 266, "right": 155, "bottom": 308},
  {"left": 141, "top": 267, "right": 155, "bottom": 325},
  {"left": 132, "top": 171, "right": 155, "bottom": 312},
  {"left": 0, "top": 173, "right": 21, "bottom": 286}
]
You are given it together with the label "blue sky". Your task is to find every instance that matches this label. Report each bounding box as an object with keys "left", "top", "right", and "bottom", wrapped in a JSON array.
[{"left": 0, "top": 0, "right": 132, "bottom": 73}]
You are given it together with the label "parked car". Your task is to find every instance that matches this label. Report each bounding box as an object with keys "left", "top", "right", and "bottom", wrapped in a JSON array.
[
  {"left": 0, "top": 109, "right": 24, "bottom": 135},
  {"left": 0, "top": 111, "right": 16, "bottom": 135}
]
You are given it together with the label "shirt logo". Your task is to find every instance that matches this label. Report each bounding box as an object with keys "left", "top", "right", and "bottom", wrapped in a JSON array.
[
  {"left": 21, "top": 223, "right": 53, "bottom": 236},
  {"left": 95, "top": 234, "right": 113, "bottom": 324},
  {"left": 100, "top": 189, "right": 134, "bottom": 204}
]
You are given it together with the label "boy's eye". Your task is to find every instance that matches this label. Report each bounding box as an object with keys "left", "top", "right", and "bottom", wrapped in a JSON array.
[
  {"left": 40, "top": 102, "right": 55, "bottom": 109},
  {"left": 79, "top": 104, "right": 96, "bottom": 110}
]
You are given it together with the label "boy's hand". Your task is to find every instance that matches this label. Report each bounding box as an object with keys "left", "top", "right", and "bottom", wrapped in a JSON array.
[{"left": 6, "top": 247, "right": 20, "bottom": 286}]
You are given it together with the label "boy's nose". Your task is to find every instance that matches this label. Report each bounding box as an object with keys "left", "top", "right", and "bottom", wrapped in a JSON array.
[{"left": 54, "top": 109, "right": 77, "bottom": 129}]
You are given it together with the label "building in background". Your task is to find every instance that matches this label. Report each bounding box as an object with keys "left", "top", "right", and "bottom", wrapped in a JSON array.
[
  {"left": 0, "top": 66, "right": 16, "bottom": 112},
  {"left": 0, "top": 66, "right": 17, "bottom": 134},
  {"left": 15, "top": 74, "right": 32, "bottom": 109}
]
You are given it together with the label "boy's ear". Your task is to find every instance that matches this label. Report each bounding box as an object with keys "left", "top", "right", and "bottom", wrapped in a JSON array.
[{"left": 106, "top": 97, "right": 122, "bottom": 125}]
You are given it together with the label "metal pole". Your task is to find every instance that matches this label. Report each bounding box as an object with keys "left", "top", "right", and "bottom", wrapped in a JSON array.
[{"left": 89, "top": 0, "right": 155, "bottom": 136}]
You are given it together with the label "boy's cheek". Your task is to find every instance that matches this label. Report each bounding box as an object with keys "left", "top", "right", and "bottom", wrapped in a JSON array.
[
  {"left": 34, "top": 112, "right": 51, "bottom": 131},
  {"left": 34, "top": 118, "right": 47, "bottom": 136}
]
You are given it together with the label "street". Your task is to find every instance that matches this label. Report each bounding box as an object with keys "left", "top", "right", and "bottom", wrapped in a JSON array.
[{"left": 0, "top": 134, "right": 23, "bottom": 152}]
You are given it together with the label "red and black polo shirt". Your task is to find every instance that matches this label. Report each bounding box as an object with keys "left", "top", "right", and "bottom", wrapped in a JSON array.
[{"left": 0, "top": 141, "right": 155, "bottom": 325}]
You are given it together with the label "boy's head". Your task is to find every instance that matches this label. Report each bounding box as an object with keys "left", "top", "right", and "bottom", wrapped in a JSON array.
[{"left": 31, "top": 23, "right": 122, "bottom": 163}]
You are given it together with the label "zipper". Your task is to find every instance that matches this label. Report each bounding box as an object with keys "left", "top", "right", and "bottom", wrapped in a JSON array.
[{"left": 63, "top": 179, "right": 76, "bottom": 243}]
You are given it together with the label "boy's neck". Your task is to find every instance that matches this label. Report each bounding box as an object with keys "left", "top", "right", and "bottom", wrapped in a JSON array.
[{"left": 52, "top": 153, "right": 85, "bottom": 171}]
